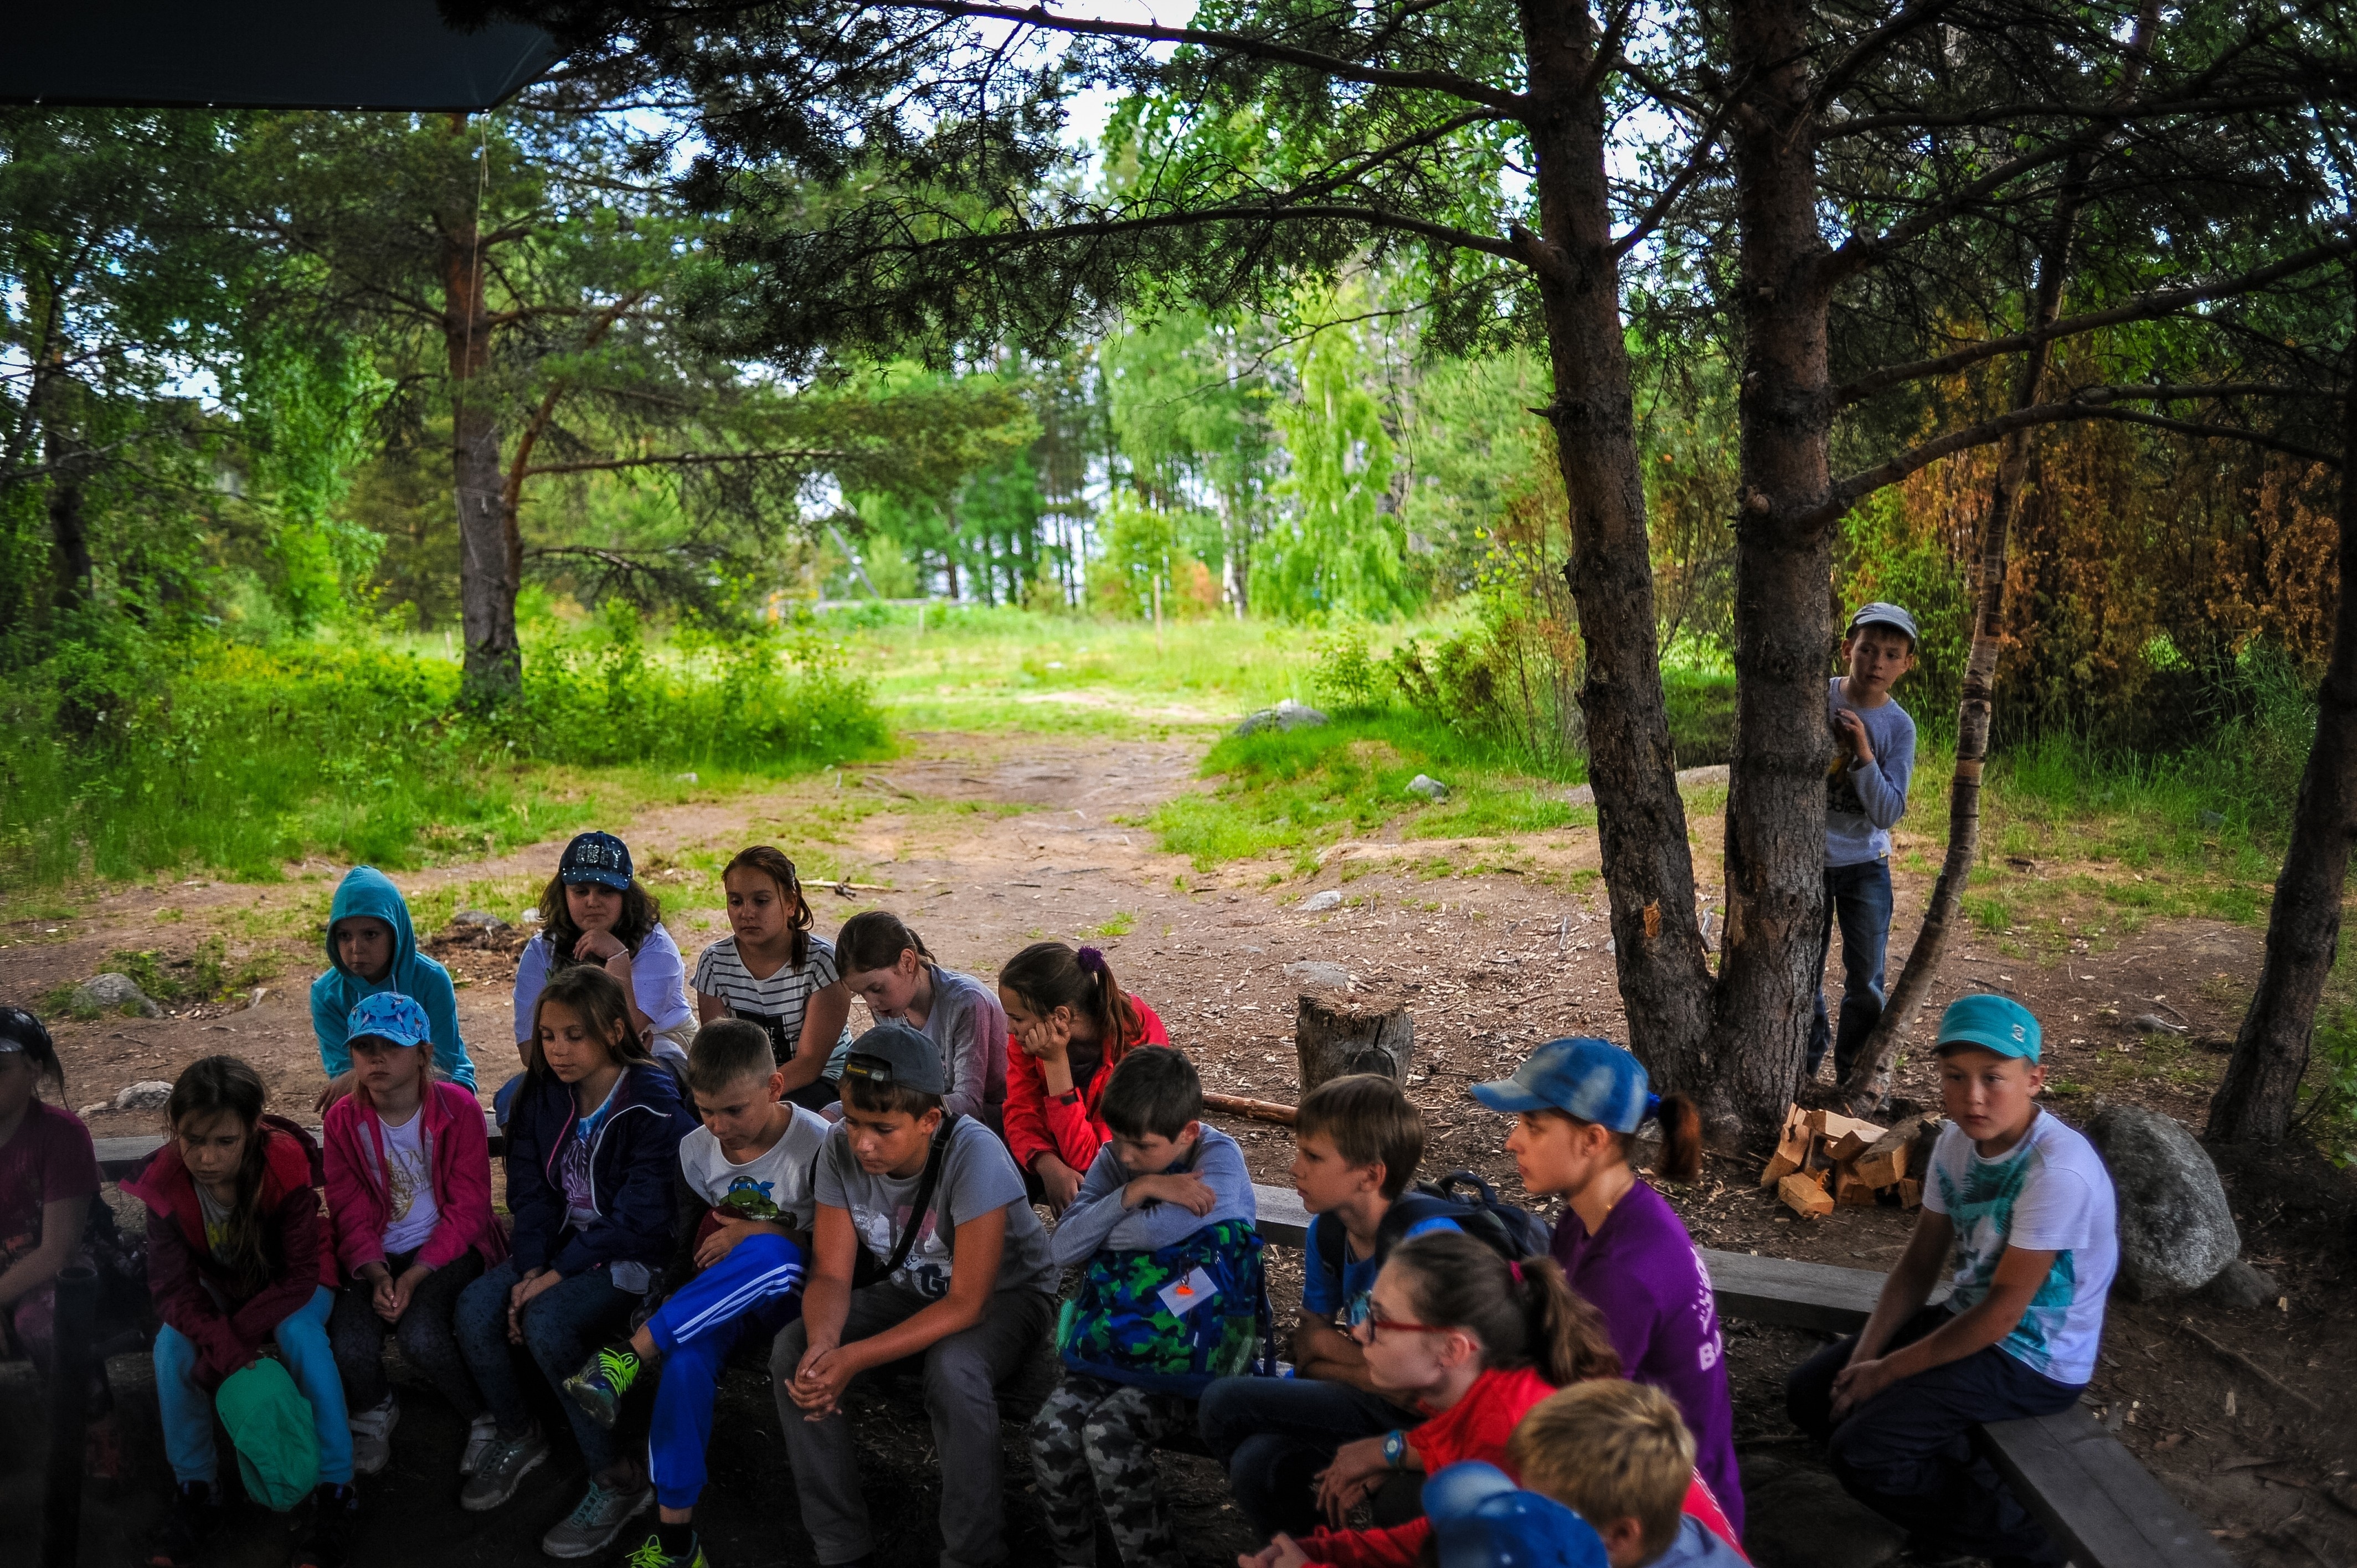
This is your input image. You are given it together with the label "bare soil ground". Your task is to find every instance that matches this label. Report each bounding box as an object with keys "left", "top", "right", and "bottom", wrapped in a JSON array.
[{"left": 2, "top": 728, "right": 2350, "bottom": 1568}]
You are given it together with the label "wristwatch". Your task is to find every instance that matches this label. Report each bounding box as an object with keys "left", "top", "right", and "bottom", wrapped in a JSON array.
[{"left": 1381, "top": 1429, "right": 1409, "bottom": 1469}]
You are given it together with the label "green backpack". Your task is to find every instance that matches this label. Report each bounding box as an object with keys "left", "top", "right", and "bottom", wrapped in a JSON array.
[{"left": 1057, "top": 1218, "right": 1275, "bottom": 1397}]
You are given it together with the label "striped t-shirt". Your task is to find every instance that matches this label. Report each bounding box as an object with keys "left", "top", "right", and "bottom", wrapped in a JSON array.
[{"left": 692, "top": 933, "right": 854, "bottom": 1074}]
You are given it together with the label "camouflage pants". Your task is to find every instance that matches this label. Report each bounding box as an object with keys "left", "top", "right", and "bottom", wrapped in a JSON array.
[{"left": 1027, "top": 1371, "right": 1192, "bottom": 1568}]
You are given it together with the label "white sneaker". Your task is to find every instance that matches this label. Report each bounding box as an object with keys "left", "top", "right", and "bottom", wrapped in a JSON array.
[
  {"left": 348, "top": 1393, "right": 400, "bottom": 1477},
  {"left": 459, "top": 1412, "right": 500, "bottom": 1477}
]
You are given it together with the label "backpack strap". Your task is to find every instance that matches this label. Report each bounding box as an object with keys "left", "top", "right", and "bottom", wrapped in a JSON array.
[
  {"left": 1374, "top": 1190, "right": 1468, "bottom": 1262},
  {"left": 878, "top": 1113, "right": 962, "bottom": 1277}
]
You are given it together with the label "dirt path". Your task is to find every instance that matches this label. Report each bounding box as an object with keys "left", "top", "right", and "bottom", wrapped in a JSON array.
[{"left": 3, "top": 727, "right": 2350, "bottom": 1566}]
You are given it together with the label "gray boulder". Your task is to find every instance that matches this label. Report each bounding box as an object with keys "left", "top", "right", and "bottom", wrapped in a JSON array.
[
  {"left": 114, "top": 1080, "right": 174, "bottom": 1112},
  {"left": 1300, "top": 889, "right": 1344, "bottom": 912},
  {"left": 1404, "top": 773, "right": 1449, "bottom": 801},
  {"left": 2195, "top": 1258, "right": 2278, "bottom": 1309},
  {"left": 75, "top": 973, "right": 161, "bottom": 1019},
  {"left": 2086, "top": 1103, "right": 2240, "bottom": 1299},
  {"left": 450, "top": 908, "right": 511, "bottom": 932},
  {"left": 1235, "top": 699, "right": 1328, "bottom": 736},
  {"left": 1284, "top": 960, "right": 1355, "bottom": 991}
]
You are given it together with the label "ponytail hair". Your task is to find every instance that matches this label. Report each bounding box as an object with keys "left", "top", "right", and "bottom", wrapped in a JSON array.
[
  {"left": 166, "top": 1056, "right": 274, "bottom": 1295},
  {"left": 725, "top": 845, "right": 811, "bottom": 970},
  {"left": 998, "top": 941, "right": 1141, "bottom": 1057},
  {"left": 1386, "top": 1231, "right": 1620, "bottom": 1388},
  {"left": 527, "top": 964, "right": 656, "bottom": 1077},
  {"left": 1650, "top": 1092, "right": 1704, "bottom": 1183},
  {"left": 836, "top": 909, "right": 932, "bottom": 975}
]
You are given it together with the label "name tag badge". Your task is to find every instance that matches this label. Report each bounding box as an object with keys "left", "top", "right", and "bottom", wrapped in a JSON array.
[{"left": 1157, "top": 1267, "right": 1220, "bottom": 1318}]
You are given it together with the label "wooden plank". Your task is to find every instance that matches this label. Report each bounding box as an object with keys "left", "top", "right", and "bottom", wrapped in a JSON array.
[
  {"left": 1251, "top": 1182, "right": 1310, "bottom": 1249},
  {"left": 99, "top": 1112, "right": 512, "bottom": 1179},
  {"left": 1981, "top": 1409, "right": 2238, "bottom": 1568}
]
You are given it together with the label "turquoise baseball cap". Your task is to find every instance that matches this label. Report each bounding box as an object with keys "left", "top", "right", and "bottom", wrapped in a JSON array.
[
  {"left": 346, "top": 991, "right": 432, "bottom": 1050},
  {"left": 1469, "top": 1036, "right": 1655, "bottom": 1134},
  {"left": 1423, "top": 1460, "right": 1608, "bottom": 1568},
  {"left": 1936, "top": 993, "right": 2042, "bottom": 1061}
]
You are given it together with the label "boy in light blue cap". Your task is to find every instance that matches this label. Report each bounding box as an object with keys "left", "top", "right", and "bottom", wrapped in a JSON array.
[
  {"left": 1785, "top": 994, "right": 2118, "bottom": 1568},
  {"left": 1811, "top": 601, "right": 1920, "bottom": 1087}
]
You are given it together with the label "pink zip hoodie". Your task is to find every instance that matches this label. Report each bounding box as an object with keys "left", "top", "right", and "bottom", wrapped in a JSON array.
[{"left": 322, "top": 1080, "right": 506, "bottom": 1277}]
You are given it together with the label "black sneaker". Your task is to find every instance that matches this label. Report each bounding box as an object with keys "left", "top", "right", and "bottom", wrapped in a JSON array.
[
  {"left": 142, "top": 1481, "right": 224, "bottom": 1568},
  {"left": 293, "top": 1483, "right": 358, "bottom": 1568}
]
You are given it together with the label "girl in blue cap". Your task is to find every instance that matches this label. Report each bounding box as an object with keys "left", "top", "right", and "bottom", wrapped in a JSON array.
[
  {"left": 1469, "top": 1039, "right": 1740, "bottom": 1536},
  {"left": 514, "top": 832, "right": 697, "bottom": 1079}
]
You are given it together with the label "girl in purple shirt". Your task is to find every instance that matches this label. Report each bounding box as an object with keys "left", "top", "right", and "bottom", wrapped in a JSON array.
[{"left": 1471, "top": 1036, "right": 1743, "bottom": 1537}]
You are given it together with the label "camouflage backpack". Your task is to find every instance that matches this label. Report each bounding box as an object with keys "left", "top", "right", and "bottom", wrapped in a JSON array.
[{"left": 1057, "top": 1219, "right": 1275, "bottom": 1397}]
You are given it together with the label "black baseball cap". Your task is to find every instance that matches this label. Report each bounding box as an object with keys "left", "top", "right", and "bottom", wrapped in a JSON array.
[
  {"left": 839, "top": 1021, "right": 947, "bottom": 1097},
  {"left": 559, "top": 831, "right": 634, "bottom": 890}
]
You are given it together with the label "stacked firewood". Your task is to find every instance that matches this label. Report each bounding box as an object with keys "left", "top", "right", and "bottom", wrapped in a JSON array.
[{"left": 1761, "top": 1105, "right": 1943, "bottom": 1218}]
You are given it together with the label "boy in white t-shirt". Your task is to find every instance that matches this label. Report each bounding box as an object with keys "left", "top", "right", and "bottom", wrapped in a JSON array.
[
  {"left": 560, "top": 1019, "right": 830, "bottom": 1568},
  {"left": 1785, "top": 994, "right": 2118, "bottom": 1568}
]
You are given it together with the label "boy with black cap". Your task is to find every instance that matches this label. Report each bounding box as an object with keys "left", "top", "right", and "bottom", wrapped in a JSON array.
[
  {"left": 1813, "top": 601, "right": 1921, "bottom": 1086},
  {"left": 1785, "top": 994, "right": 2118, "bottom": 1568},
  {"left": 772, "top": 1020, "right": 1058, "bottom": 1568}
]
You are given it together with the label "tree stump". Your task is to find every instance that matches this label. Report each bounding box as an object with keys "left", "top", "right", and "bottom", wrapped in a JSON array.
[{"left": 1295, "top": 995, "right": 1414, "bottom": 1095}]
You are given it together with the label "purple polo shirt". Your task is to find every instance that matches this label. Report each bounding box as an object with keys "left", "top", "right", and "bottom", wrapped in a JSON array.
[{"left": 1551, "top": 1179, "right": 1743, "bottom": 1534}]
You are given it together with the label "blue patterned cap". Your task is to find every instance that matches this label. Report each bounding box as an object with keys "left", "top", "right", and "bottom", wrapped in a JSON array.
[
  {"left": 559, "top": 831, "right": 634, "bottom": 890},
  {"left": 1469, "top": 1036, "right": 1654, "bottom": 1133},
  {"left": 1936, "top": 993, "right": 2041, "bottom": 1061},
  {"left": 346, "top": 992, "right": 431, "bottom": 1050},
  {"left": 1423, "top": 1461, "right": 1608, "bottom": 1568}
]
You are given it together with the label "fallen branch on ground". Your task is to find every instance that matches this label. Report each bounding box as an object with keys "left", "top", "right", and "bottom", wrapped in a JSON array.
[{"left": 1203, "top": 1091, "right": 1299, "bottom": 1126}]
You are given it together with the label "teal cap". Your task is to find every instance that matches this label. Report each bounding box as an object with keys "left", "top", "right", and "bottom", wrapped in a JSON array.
[{"left": 1936, "top": 993, "right": 2041, "bottom": 1062}]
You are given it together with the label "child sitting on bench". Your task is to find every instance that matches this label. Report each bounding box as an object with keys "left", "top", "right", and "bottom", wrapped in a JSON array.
[
  {"left": 1785, "top": 994, "right": 2117, "bottom": 1568},
  {"left": 1503, "top": 1380, "right": 1749, "bottom": 1566},
  {"left": 1031, "top": 1045, "right": 1257, "bottom": 1568},
  {"left": 773, "top": 1022, "right": 1060, "bottom": 1568}
]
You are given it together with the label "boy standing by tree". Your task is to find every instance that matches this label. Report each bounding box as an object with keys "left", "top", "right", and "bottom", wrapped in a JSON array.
[
  {"left": 1812, "top": 602, "right": 1920, "bottom": 1086},
  {"left": 774, "top": 1022, "right": 1059, "bottom": 1568},
  {"left": 1786, "top": 994, "right": 2118, "bottom": 1567}
]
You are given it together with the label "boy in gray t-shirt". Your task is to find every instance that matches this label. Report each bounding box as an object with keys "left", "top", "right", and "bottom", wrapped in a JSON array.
[
  {"left": 771, "top": 1023, "right": 1056, "bottom": 1568},
  {"left": 1813, "top": 602, "right": 1919, "bottom": 1086}
]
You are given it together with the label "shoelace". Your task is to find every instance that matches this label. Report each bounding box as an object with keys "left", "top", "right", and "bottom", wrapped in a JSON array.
[
  {"left": 595, "top": 1347, "right": 640, "bottom": 1394},
  {"left": 565, "top": 1483, "right": 616, "bottom": 1529},
  {"left": 623, "top": 1536, "right": 670, "bottom": 1568}
]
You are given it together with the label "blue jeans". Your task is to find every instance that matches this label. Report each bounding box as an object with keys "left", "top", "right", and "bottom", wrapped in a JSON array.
[
  {"left": 454, "top": 1258, "right": 639, "bottom": 1473},
  {"left": 1787, "top": 1304, "right": 2082, "bottom": 1564},
  {"left": 1810, "top": 858, "right": 1895, "bottom": 1082},
  {"left": 154, "top": 1284, "right": 353, "bottom": 1491},
  {"left": 1196, "top": 1374, "right": 1422, "bottom": 1539},
  {"left": 645, "top": 1232, "right": 805, "bottom": 1511}
]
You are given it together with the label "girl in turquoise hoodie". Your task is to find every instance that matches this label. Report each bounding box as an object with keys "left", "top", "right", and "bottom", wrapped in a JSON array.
[{"left": 310, "top": 867, "right": 477, "bottom": 1106}]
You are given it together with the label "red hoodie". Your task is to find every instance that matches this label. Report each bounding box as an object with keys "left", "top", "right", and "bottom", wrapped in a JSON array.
[
  {"left": 322, "top": 1081, "right": 507, "bottom": 1277},
  {"left": 121, "top": 1120, "right": 338, "bottom": 1388},
  {"left": 1298, "top": 1365, "right": 1748, "bottom": 1568},
  {"left": 1001, "top": 994, "right": 1169, "bottom": 1175}
]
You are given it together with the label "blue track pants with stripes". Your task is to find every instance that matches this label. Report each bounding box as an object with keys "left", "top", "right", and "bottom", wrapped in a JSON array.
[{"left": 646, "top": 1229, "right": 806, "bottom": 1510}]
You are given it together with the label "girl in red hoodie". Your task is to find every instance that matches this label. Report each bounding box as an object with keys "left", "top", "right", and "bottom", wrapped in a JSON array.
[
  {"left": 997, "top": 942, "right": 1167, "bottom": 1212},
  {"left": 322, "top": 993, "right": 506, "bottom": 1481},
  {"left": 123, "top": 1057, "right": 350, "bottom": 1568},
  {"left": 1239, "top": 1231, "right": 1743, "bottom": 1568}
]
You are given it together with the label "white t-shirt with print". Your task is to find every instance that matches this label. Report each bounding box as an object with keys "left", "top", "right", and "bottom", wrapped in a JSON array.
[
  {"left": 693, "top": 933, "right": 855, "bottom": 1073},
  {"left": 812, "top": 1115, "right": 1057, "bottom": 1302},
  {"left": 1923, "top": 1106, "right": 2118, "bottom": 1385},
  {"left": 678, "top": 1105, "right": 832, "bottom": 1231},
  {"left": 368, "top": 1107, "right": 440, "bottom": 1256}
]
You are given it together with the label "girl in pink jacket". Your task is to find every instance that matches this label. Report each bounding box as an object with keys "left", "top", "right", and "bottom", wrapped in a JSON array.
[{"left": 322, "top": 993, "right": 506, "bottom": 1478}]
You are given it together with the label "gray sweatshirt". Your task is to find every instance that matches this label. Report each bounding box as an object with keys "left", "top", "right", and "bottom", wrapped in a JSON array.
[
  {"left": 1825, "top": 677, "right": 1917, "bottom": 867},
  {"left": 1049, "top": 1124, "right": 1257, "bottom": 1265}
]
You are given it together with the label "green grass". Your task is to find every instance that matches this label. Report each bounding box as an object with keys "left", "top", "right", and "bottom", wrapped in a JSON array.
[{"left": 1146, "top": 710, "right": 1588, "bottom": 871}]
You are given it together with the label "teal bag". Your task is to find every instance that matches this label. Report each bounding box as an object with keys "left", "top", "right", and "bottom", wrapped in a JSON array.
[{"left": 1056, "top": 1218, "right": 1275, "bottom": 1397}]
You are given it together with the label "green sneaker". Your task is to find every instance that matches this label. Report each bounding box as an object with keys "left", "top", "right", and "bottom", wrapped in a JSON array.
[
  {"left": 622, "top": 1530, "right": 709, "bottom": 1568},
  {"left": 563, "top": 1344, "right": 645, "bottom": 1431}
]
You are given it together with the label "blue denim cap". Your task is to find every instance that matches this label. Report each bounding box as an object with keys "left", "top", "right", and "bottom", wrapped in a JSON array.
[
  {"left": 346, "top": 991, "right": 432, "bottom": 1050},
  {"left": 1469, "top": 1036, "right": 1654, "bottom": 1134},
  {"left": 1423, "top": 1461, "right": 1608, "bottom": 1568},
  {"left": 1847, "top": 601, "right": 1919, "bottom": 644},
  {"left": 1936, "top": 993, "right": 2042, "bottom": 1062},
  {"left": 559, "top": 830, "right": 634, "bottom": 890}
]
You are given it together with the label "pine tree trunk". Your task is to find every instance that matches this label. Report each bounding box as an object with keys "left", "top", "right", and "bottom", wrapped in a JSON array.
[
  {"left": 1714, "top": 0, "right": 1838, "bottom": 1139},
  {"left": 1517, "top": 0, "right": 1717, "bottom": 1116},
  {"left": 2208, "top": 379, "right": 2357, "bottom": 1142},
  {"left": 444, "top": 223, "right": 519, "bottom": 705}
]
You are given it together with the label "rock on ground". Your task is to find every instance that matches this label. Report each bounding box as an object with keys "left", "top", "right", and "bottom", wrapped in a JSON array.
[
  {"left": 114, "top": 1080, "right": 174, "bottom": 1111},
  {"left": 2086, "top": 1102, "right": 2240, "bottom": 1299},
  {"left": 1300, "top": 890, "right": 1344, "bottom": 912},
  {"left": 1740, "top": 1452, "right": 1907, "bottom": 1568},
  {"left": 1405, "top": 773, "right": 1448, "bottom": 800},
  {"left": 2194, "top": 1257, "right": 2278, "bottom": 1309},
  {"left": 75, "top": 973, "right": 161, "bottom": 1019},
  {"left": 1234, "top": 699, "right": 1327, "bottom": 736},
  {"left": 1284, "top": 960, "right": 1354, "bottom": 991}
]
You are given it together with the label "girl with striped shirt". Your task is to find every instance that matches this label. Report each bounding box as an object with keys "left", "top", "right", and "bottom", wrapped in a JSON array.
[{"left": 692, "top": 847, "right": 854, "bottom": 1112}]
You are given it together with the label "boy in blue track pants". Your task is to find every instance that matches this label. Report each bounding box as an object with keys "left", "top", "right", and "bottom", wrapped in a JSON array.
[{"left": 563, "top": 1020, "right": 830, "bottom": 1568}]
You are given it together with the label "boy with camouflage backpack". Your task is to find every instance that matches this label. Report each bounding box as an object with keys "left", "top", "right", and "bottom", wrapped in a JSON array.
[{"left": 1030, "top": 1046, "right": 1263, "bottom": 1568}]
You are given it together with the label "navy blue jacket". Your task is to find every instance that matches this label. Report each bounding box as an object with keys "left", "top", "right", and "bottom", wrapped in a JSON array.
[{"left": 506, "top": 1062, "right": 696, "bottom": 1278}]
